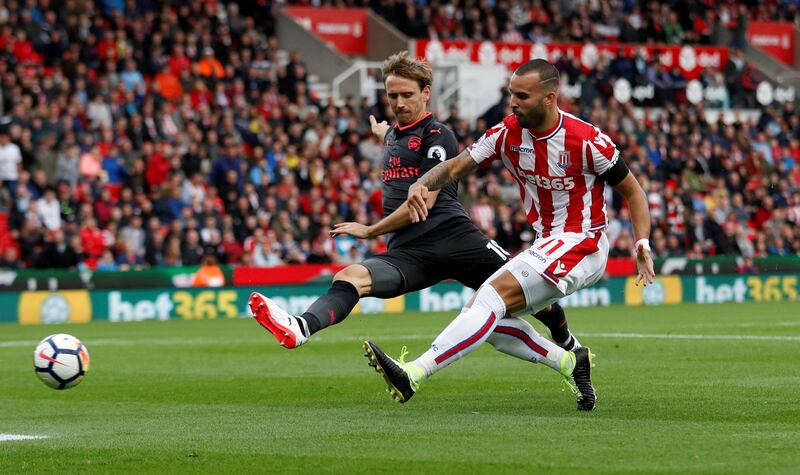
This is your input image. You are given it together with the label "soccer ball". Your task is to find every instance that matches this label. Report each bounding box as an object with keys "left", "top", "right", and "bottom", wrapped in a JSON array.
[{"left": 33, "top": 334, "right": 90, "bottom": 390}]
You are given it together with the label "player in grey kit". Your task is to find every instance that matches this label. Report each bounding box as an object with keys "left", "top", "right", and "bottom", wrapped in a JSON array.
[{"left": 249, "top": 52, "right": 584, "bottom": 396}]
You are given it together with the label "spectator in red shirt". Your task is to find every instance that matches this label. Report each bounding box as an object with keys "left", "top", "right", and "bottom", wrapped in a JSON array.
[
  {"left": 12, "top": 30, "right": 41, "bottom": 65},
  {"left": 168, "top": 44, "right": 192, "bottom": 76},
  {"left": 221, "top": 229, "right": 244, "bottom": 264},
  {"left": 79, "top": 217, "right": 106, "bottom": 269},
  {"left": 144, "top": 142, "right": 171, "bottom": 188},
  {"left": 753, "top": 196, "right": 774, "bottom": 230}
]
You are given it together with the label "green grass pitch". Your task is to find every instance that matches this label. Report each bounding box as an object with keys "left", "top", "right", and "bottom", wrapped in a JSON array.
[{"left": 1, "top": 302, "right": 799, "bottom": 474}]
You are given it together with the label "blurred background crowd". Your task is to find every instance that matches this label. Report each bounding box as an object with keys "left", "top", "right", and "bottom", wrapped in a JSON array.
[
  {"left": 0, "top": 0, "right": 797, "bottom": 271},
  {"left": 374, "top": 0, "right": 797, "bottom": 47}
]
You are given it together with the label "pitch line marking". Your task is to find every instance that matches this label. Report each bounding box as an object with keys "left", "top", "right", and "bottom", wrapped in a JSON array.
[{"left": 0, "top": 434, "right": 49, "bottom": 442}]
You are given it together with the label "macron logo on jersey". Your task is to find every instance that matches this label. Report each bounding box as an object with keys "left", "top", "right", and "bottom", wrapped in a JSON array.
[{"left": 510, "top": 145, "right": 534, "bottom": 154}]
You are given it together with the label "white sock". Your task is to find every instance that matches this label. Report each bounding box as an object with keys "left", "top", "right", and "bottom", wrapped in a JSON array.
[
  {"left": 412, "top": 284, "right": 506, "bottom": 378},
  {"left": 488, "top": 317, "right": 567, "bottom": 373}
]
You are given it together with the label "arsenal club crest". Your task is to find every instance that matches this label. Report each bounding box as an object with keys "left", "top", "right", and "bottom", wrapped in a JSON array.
[
  {"left": 408, "top": 136, "right": 422, "bottom": 151},
  {"left": 558, "top": 150, "right": 571, "bottom": 169}
]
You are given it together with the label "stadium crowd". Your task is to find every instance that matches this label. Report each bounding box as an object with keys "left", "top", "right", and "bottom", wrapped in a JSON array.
[
  {"left": 367, "top": 0, "right": 798, "bottom": 47},
  {"left": 0, "top": 1, "right": 797, "bottom": 272}
]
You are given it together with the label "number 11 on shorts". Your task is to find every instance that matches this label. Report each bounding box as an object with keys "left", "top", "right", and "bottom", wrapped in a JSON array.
[
  {"left": 538, "top": 239, "right": 565, "bottom": 256},
  {"left": 486, "top": 240, "right": 511, "bottom": 261}
]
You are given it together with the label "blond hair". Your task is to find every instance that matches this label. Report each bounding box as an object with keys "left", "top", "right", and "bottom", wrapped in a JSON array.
[{"left": 381, "top": 51, "right": 433, "bottom": 90}]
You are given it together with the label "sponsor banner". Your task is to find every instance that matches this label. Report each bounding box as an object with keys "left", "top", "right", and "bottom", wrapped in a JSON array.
[
  {"left": 90, "top": 281, "right": 630, "bottom": 323},
  {"left": 18, "top": 290, "right": 91, "bottom": 325},
  {"left": 2, "top": 274, "right": 797, "bottom": 325},
  {"left": 415, "top": 40, "right": 729, "bottom": 80},
  {"left": 686, "top": 274, "right": 799, "bottom": 304},
  {"left": 86, "top": 274, "right": 795, "bottom": 322},
  {"left": 93, "top": 288, "right": 251, "bottom": 322},
  {"left": 748, "top": 22, "right": 796, "bottom": 66},
  {"left": 0, "top": 266, "right": 232, "bottom": 291},
  {"left": 284, "top": 7, "right": 368, "bottom": 55},
  {"left": 90, "top": 286, "right": 397, "bottom": 323}
]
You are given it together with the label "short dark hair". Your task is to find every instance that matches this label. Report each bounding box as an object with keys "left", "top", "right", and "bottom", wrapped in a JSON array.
[
  {"left": 382, "top": 51, "right": 433, "bottom": 91},
  {"left": 514, "top": 59, "right": 560, "bottom": 90}
]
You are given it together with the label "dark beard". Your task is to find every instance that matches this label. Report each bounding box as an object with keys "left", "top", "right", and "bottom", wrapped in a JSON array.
[{"left": 518, "top": 103, "right": 546, "bottom": 129}]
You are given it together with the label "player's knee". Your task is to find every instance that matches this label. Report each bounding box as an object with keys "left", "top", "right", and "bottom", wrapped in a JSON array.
[
  {"left": 473, "top": 283, "right": 508, "bottom": 318},
  {"left": 484, "top": 272, "right": 526, "bottom": 314},
  {"left": 333, "top": 265, "right": 372, "bottom": 296}
]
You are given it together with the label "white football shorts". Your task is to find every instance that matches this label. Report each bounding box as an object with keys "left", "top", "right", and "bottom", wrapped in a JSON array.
[{"left": 486, "top": 231, "right": 609, "bottom": 314}]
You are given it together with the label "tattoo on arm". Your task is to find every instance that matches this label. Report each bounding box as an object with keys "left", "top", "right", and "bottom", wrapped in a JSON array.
[
  {"left": 418, "top": 161, "right": 455, "bottom": 191},
  {"left": 418, "top": 154, "right": 477, "bottom": 191}
]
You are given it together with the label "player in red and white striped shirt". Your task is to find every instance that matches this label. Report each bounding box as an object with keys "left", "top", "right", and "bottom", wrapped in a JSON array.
[{"left": 363, "top": 59, "right": 654, "bottom": 411}]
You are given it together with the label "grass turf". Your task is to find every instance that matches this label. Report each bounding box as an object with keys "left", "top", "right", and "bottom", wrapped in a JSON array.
[{"left": 1, "top": 302, "right": 799, "bottom": 474}]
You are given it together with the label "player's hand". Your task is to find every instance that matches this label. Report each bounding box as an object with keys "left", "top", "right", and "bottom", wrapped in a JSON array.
[
  {"left": 634, "top": 245, "right": 655, "bottom": 286},
  {"left": 330, "top": 222, "right": 372, "bottom": 239},
  {"left": 369, "top": 115, "right": 389, "bottom": 141},
  {"left": 407, "top": 182, "right": 429, "bottom": 223}
]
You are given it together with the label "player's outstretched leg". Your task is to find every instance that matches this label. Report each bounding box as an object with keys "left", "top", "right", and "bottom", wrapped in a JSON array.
[{"left": 249, "top": 292, "right": 309, "bottom": 348}]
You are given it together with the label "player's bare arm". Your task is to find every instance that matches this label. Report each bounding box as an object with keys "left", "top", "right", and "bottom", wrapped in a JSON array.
[
  {"left": 331, "top": 190, "right": 441, "bottom": 239},
  {"left": 407, "top": 151, "right": 478, "bottom": 223},
  {"left": 612, "top": 172, "right": 655, "bottom": 286}
]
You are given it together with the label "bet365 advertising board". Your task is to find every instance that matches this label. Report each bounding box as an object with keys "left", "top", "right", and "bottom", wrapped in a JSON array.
[{"left": 3, "top": 274, "right": 798, "bottom": 325}]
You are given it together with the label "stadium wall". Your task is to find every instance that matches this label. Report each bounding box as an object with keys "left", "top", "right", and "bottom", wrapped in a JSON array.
[{"left": 1, "top": 274, "right": 798, "bottom": 325}]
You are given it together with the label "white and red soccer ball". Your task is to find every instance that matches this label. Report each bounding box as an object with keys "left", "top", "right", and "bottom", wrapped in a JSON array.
[{"left": 33, "top": 334, "right": 90, "bottom": 390}]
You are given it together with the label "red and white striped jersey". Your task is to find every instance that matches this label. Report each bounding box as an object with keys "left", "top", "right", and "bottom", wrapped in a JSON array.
[{"left": 467, "top": 111, "right": 620, "bottom": 238}]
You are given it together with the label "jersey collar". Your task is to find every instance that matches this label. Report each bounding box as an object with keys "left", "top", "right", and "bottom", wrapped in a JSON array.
[
  {"left": 393, "top": 112, "right": 433, "bottom": 134},
  {"left": 527, "top": 111, "right": 563, "bottom": 141}
]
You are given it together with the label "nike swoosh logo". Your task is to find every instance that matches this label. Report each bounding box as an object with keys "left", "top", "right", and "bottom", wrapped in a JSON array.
[{"left": 38, "top": 350, "right": 65, "bottom": 366}]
